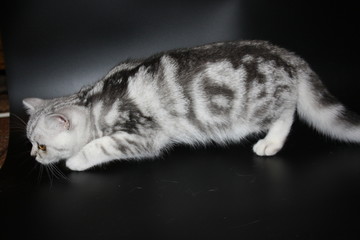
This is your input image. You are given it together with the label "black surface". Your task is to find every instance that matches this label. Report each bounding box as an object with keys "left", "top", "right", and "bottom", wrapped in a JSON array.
[{"left": 1, "top": 0, "right": 360, "bottom": 239}]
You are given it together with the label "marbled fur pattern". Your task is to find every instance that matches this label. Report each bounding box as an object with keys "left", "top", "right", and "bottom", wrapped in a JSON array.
[{"left": 23, "top": 40, "right": 360, "bottom": 171}]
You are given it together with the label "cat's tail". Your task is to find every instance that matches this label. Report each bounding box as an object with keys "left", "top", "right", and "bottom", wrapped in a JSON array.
[{"left": 297, "top": 69, "right": 360, "bottom": 142}]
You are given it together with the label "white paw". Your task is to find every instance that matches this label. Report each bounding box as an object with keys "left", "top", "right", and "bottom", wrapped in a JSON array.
[
  {"left": 66, "top": 156, "right": 90, "bottom": 171},
  {"left": 253, "top": 139, "right": 282, "bottom": 156}
]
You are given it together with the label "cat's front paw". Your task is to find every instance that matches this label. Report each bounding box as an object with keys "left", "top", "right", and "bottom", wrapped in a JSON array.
[
  {"left": 66, "top": 155, "right": 91, "bottom": 171},
  {"left": 253, "top": 139, "right": 282, "bottom": 156}
]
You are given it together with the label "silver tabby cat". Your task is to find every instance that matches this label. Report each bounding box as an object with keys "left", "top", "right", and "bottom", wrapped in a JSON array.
[{"left": 23, "top": 40, "right": 360, "bottom": 171}]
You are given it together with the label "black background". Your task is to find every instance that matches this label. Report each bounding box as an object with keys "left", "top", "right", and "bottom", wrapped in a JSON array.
[{"left": 1, "top": 0, "right": 360, "bottom": 239}]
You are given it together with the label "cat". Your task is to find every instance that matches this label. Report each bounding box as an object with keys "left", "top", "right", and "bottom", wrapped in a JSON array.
[{"left": 23, "top": 40, "right": 360, "bottom": 171}]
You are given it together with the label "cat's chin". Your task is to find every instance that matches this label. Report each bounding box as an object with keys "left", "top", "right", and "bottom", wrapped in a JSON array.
[{"left": 35, "top": 157, "right": 62, "bottom": 166}]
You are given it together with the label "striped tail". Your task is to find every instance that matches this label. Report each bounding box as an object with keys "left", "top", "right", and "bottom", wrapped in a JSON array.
[{"left": 297, "top": 69, "right": 360, "bottom": 142}]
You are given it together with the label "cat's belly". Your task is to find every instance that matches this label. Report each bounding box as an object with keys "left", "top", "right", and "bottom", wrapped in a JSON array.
[{"left": 167, "top": 117, "right": 261, "bottom": 145}]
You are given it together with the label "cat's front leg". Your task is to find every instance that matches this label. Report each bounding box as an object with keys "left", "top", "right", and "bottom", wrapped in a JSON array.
[
  {"left": 66, "top": 154, "right": 92, "bottom": 171},
  {"left": 66, "top": 136, "right": 115, "bottom": 171},
  {"left": 66, "top": 133, "right": 162, "bottom": 171}
]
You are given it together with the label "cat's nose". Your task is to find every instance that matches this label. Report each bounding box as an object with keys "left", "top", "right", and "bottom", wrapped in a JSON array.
[{"left": 30, "top": 149, "right": 37, "bottom": 157}]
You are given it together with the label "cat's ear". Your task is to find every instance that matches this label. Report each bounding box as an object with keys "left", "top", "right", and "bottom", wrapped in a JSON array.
[
  {"left": 45, "top": 114, "right": 71, "bottom": 131},
  {"left": 23, "top": 98, "right": 45, "bottom": 115}
]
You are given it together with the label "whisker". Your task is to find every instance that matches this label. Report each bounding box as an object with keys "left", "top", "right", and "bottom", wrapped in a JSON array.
[
  {"left": 47, "top": 164, "right": 59, "bottom": 179},
  {"left": 19, "top": 154, "right": 33, "bottom": 166},
  {"left": 9, "top": 126, "right": 26, "bottom": 131},
  {"left": 6, "top": 151, "right": 31, "bottom": 165},
  {"left": 9, "top": 114, "right": 27, "bottom": 139},
  {"left": 21, "top": 160, "right": 41, "bottom": 181},
  {"left": 10, "top": 120, "right": 26, "bottom": 127},
  {"left": 9, "top": 134, "right": 28, "bottom": 144},
  {"left": 50, "top": 164, "right": 68, "bottom": 180},
  {"left": 9, "top": 129, "right": 27, "bottom": 134},
  {"left": 7, "top": 148, "right": 30, "bottom": 156},
  {"left": 45, "top": 165, "right": 54, "bottom": 188},
  {"left": 37, "top": 164, "right": 44, "bottom": 184},
  {"left": 10, "top": 113, "right": 27, "bottom": 127}
]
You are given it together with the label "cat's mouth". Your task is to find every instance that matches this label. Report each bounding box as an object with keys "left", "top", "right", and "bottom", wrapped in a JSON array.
[{"left": 35, "top": 156, "right": 62, "bottom": 165}]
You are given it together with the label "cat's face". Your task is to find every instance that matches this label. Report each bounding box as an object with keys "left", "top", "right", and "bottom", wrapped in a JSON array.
[
  {"left": 27, "top": 113, "right": 75, "bottom": 164},
  {"left": 23, "top": 98, "right": 89, "bottom": 165}
]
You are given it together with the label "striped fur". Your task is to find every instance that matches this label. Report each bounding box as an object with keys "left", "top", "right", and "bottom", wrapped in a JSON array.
[{"left": 23, "top": 40, "right": 360, "bottom": 171}]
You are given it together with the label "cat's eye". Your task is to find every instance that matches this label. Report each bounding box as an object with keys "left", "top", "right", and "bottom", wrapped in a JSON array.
[{"left": 38, "top": 144, "right": 47, "bottom": 151}]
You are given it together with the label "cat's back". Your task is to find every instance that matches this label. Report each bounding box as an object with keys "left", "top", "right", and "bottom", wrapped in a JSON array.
[{"left": 125, "top": 40, "right": 300, "bottom": 142}]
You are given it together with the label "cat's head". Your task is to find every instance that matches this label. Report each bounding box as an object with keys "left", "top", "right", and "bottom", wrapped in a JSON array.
[{"left": 23, "top": 98, "right": 89, "bottom": 165}]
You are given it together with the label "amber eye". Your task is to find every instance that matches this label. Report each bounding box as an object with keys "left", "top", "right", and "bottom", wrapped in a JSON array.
[{"left": 38, "top": 144, "right": 47, "bottom": 151}]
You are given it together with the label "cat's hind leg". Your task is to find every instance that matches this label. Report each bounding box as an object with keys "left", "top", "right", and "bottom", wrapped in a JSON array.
[{"left": 253, "top": 111, "right": 295, "bottom": 156}]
